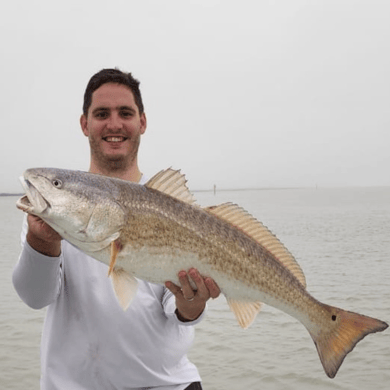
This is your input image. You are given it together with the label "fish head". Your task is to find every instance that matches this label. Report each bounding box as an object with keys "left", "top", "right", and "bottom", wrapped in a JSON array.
[{"left": 16, "top": 168, "right": 126, "bottom": 253}]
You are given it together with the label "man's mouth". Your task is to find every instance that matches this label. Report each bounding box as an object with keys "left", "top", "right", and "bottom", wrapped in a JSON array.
[{"left": 103, "top": 136, "right": 128, "bottom": 143}]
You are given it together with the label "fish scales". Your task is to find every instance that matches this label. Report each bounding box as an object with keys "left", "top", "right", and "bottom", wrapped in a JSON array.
[
  {"left": 115, "top": 181, "right": 319, "bottom": 320},
  {"left": 16, "top": 167, "right": 388, "bottom": 379}
]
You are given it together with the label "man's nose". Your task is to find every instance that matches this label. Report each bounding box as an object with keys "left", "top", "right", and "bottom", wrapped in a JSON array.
[{"left": 106, "top": 113, "right": 123, "bottom": 130}]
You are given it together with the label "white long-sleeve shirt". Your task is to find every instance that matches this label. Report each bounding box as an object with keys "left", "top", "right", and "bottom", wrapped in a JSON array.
[{"left": 12, "top": 216, "right": 204, "bottom": 390}]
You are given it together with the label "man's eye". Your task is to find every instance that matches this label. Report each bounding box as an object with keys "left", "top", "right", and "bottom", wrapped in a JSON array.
[
  {"left": 121, "top": 111, "right": 133, "bottom": 117},
  {"left": 95, "top": 111, "right": 108, "bottom": 119}
]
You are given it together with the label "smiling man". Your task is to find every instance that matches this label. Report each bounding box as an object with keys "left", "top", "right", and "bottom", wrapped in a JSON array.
[
  {"left": 13, "top": 68, "right": 219, "bottom": 390},
  {"left": 80, "top": 81, "right": 147, "bottom": 181}
]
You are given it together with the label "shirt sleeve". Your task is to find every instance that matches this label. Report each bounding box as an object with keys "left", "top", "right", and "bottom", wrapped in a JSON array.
[
  {"left": 12, "top": 216, "right": 63, "bottom": 310},
  {"left": 161, "top": 287, "right": 207, "bottom": 327}
]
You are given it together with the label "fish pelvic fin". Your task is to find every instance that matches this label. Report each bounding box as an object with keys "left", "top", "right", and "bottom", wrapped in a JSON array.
[
  {"left": 110, "top": 268, "right": 138, "bottom": 311},
  {"left": 227, "top": 298, "right": 263, "bottom": 329},
  {"left": 309, "top": 304, "right": 388, "bottom": 378},
  {"left": 145, "top": 168, "right": 197, "bottom": 205}
]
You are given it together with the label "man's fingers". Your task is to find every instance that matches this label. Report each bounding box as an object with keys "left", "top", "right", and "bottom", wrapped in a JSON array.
[
  {"left": 166, "top": 269, "right": 221, "bottom": 301},
  {"left": 204, "top": 277, "right": 221, "bottom": 299},
  {"left": 27, "top": 214, "right": 62, "bottom": 242},
  {"left": 166, "top": 269, "right": 221, "bottom": 322},
  {"left": 178, "top": 270, "right": 197, "bottom": 300},
  {"left": 165, "top": 281, "right": 182, "bottom": 296},
  {"left": 187, "top": 269, "right": 210, "bottom": 300}
]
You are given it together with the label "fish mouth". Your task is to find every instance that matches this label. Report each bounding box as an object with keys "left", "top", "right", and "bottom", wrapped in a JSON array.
[{"left": 16, "top": 177, "right": 48, "bottom": 215}]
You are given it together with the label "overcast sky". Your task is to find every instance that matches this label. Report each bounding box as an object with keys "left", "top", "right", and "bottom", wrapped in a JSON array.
[{"left": 1, "top": 0, "right": 389, "bottom": 192}]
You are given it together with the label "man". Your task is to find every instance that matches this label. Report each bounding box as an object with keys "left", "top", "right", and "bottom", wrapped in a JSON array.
[{"left": 13, "top": 68, "right": 220, "bottom": 390}]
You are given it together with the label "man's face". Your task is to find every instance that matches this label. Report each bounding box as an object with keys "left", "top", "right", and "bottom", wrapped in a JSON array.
[{"left": 80, "top": 83, "right": 147, "bottom": 172}]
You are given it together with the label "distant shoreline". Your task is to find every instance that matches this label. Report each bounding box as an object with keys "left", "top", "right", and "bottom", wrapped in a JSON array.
[
  {"left": 193, "top": 187, "right": 304, "bottom": 193},
  {"left": 0, "top": 193, "right": 24, "bottom": 197},
  {"left": 193, "top": 185, "right": 390, "bottom": 193}
]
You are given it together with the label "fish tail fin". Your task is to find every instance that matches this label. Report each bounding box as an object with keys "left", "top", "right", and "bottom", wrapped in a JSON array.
[{"left": 308, "top": 304, "right": 388, "bottom": 378}]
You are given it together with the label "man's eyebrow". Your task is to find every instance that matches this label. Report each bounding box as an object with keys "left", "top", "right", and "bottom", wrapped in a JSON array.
[
  {"left": 118, "top": 105, "right": 136, "bottom": 112},
  {"left": 92, "top": 107, "right": 110, "bottom": 114},
  {"left": 92, "top": 106, "right": 136, "bottom": 114}
]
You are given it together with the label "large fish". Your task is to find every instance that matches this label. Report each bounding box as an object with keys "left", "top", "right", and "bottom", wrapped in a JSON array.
[{"left": 16, "top": 167, "right": 388, "bottom": 378}]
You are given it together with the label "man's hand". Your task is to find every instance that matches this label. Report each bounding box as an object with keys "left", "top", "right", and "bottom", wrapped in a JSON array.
[
  {"left": 165, "top": 268, "right": 220, "bottom": 322},
  {"left": 26, "top": 214, "right": 62, "bottom": 257}
]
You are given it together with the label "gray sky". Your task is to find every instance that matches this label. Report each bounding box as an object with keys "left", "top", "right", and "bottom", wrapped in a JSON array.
[{"left": 1, "top": 0, "right": 389, "bottom": 192}]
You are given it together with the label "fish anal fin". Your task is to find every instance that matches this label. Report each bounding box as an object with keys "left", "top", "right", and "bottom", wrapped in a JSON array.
[
  {"left": 145, "top": 168, "right": 197, "bottom": 205},
  {"left": 204, "top": 203, "right": 306, "bottom": 288},
  {"left": 108, "top": 239, "right": 122, "bottom": 276},
  {"left": 227, "top": 298, "right": 263, "bottom": 329},
  {"left": 110, "top": 268, "right": 138, "bottom": 311}
]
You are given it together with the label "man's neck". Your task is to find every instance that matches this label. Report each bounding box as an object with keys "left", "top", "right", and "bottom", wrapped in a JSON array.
[{"left": 88, "top": 160, "right": 142, "bottom": 183}]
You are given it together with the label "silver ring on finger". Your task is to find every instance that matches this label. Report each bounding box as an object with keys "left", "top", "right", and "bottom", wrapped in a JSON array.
[{"left": 185, "top": 295, "right": 195, "bottom": 302}]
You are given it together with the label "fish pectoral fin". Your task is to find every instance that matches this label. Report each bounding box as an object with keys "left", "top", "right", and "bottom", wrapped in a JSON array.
[
  {"left": 108, "top": 239, "right": 122, "bottom": 276},
  {"left": 226, "top": 298, "right": 263, "bottom": 329},
  {"left": 110, "top": 268, "right": 138, "bottom": 311}
]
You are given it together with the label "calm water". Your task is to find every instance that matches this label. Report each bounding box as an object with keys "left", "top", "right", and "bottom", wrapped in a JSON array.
[{"left": 1, "top": 188, "right": 389, "bottom": 389}]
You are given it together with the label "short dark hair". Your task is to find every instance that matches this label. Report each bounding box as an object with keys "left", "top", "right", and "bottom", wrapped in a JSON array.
[{"left": 83, "top": 68, "right": 144, "bottom": 116}]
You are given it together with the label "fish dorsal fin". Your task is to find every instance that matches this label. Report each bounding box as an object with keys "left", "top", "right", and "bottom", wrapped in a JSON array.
[
  {"left": 145, "top": 168, "right": 197, "bottom": 205},
  {"left": 227, "top": 298, "right": 263, "bottom": 329},
  {"left": 204, "top": 202, "right": 306, "bottom": 288}
]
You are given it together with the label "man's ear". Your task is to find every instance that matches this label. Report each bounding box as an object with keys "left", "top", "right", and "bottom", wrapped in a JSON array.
[
  {"left": 80, "top": 114, "right": 89, "bottom": 137},
  {"left": 140, "top": 112, "right": 147, "bottom": 135}
]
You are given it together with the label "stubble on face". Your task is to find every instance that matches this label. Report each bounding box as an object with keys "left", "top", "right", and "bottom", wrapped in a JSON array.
[{"left": 88, "top": 131, "right": 141, "bottom": 175}]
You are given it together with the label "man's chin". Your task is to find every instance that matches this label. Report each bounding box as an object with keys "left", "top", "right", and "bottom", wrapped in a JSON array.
[
  {"left": 90, "top": 143, "right": 139, "bottom": 171},
  {"left": 101, "top": 153, "right": 138, "bottom": 171},
  {"left": 105, "top": 157, "right": 128, "bottom": 169}
]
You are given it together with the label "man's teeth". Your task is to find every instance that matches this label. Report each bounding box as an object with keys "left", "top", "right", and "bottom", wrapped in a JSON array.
[{"left": 105, "top": 137, "right": 125, "bottom": 142}]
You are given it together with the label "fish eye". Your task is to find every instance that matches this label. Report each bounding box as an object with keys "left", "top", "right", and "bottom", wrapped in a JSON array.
[{"left": 52, "top": 179, "right": 63, "bottom": 189}]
